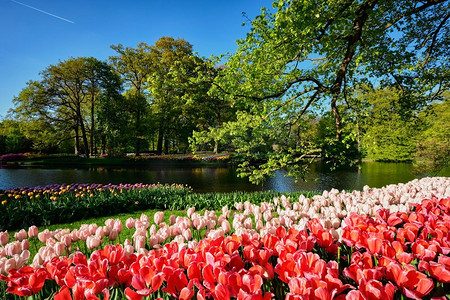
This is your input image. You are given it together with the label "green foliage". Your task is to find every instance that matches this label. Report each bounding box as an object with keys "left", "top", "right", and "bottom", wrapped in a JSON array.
[
  {"left": 414, "top": 97, "right": 450, "bottom": 173},
  {"left": 357, "top": 87, "right": 419, "bottom": 161},
  {"left": 191, "top": 0, "right": 448, "bottom": 182},
  {"left": 0, "top": 120, "right": 32, "bottom": 154},
  {"left": 10, "top": 58, "right": 122, "bottom": 157}
]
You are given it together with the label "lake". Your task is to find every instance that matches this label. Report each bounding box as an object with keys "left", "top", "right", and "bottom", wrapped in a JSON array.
[{"left": 0, "top": 161, "right": 448, "bottom": 193}]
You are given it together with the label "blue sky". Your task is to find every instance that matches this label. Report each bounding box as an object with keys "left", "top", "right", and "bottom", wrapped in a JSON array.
[{"left": 0, "top": 0, "right": 273, "bottom": 118}]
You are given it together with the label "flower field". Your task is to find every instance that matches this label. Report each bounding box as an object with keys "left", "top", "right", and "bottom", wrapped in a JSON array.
[
  {"left": 0, "top": 183, "right": 192, "bottom": 230},
  {"left": 0, "top": 177, "right": 449, "bottom": 299}
]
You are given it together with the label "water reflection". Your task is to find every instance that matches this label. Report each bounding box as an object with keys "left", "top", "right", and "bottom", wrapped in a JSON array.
[{"left": 0, "top": 161, "right": 448, "bottom": 193}]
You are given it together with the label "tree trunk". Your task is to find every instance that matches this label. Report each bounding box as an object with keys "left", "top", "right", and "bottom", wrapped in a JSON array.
[
  {"left": 214, "top": 140, "right": 219, "bottom": 154},
  {"left": 90, "top": 97, "right": 95, "bottom": 156},
  {"left": 74, "top": 125, "right": 80, "bottom": 155},
  {"left": 164, "top": 137, "right": 169, "bottom": 154},
  {"left": 156, "top": 126, "right": 164, "bottom": 155},
  {"left": 135, "top": 110, "right": 141, "bottom": 156},
  {"left": 78, "top": 112, "right": 90, "bottom": 158},
  {"left": 101, "top": 135, "right": 106, "bottom": 155},
  {"left": 331, "top": 96, "right": 342, "bottom": 140}
]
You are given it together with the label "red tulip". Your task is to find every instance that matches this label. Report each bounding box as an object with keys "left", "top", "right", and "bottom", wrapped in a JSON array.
[
  {"left": 386, "top": 262, "right": 434, "bottom": 299},
  {"left": 428, "top": 261, "right": 450, "bottom": 283},
  {"left": 55, "top": 286, "right": 73, "bottom": 300},
  {"left": 124, "top": 287, "right": 144, "bottom": 300}
]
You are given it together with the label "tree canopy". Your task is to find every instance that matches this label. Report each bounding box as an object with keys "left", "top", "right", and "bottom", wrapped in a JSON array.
[{"left": 192, "top": 0, "right": 449, "bottom": 182}]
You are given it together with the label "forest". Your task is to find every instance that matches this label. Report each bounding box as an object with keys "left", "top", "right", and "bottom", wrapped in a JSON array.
[{"left": 1, "top": 0, "right": 449, "bottom": 183}]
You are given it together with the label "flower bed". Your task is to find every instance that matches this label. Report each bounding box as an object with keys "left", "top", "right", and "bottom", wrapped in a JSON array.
[
  {"left": 0, "top": 177, "right": 449, "bottom": 299},
  {"left": 0, "top": 183, "right": 192, "bottom": 230}
]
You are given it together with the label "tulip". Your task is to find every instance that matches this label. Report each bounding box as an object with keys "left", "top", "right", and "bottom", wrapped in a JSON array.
[
  {"left": 21, "top": 239, "right": 30, "bottom": 251},
  {"left": 54, "top": 242, "right": 65, "bottom": 256},
  {"left": 38, "top": 229, "right": 51, "bottom": 243},
  {"left": 109, "top": 228, "right": 119, "bottom": 241},
  {"left": 125, "top": 217, "right": 135, "bottom": 229},
  {"left": 134, "top": 235, "right": 146, "bottom": 251},
  {"left": 187, "top": 207, "right": 195, "bottom": 218},
  {"left": 5, "top": 241, "right": 21, "bottom": 256},
  {"left": 14, "top": 229, "right": 27, "bottom": 242},
  {"left": 221, "top": 220, "right": 231, "bottom": 234},
  {"left": 28, "top": 226, "right": 38, "bottom": 238},
  {"left": 86, "top": 236, "right": 101, "bottom": 249},
  {"left": 0, "top": 231, "right": 9, "bottom": 246},
  {"left": 154, "top": 211, "right": 164, "bottom": 225},
  {"left": 3, "top": 258, "right": 16, "bottom": 273},
  {"left": 113, "top": 219, "right": 123, "bottom": 232},
  {"left": 169, "top": 214, "right": 176, "bottom": 225}
]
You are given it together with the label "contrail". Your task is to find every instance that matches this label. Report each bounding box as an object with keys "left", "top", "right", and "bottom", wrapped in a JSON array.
[{"left": 11, "top": 0, "right": 74, "bottom": 24}]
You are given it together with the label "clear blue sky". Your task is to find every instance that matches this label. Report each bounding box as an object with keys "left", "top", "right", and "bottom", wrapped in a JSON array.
[{"left": 0, "top": 0, "right": 273, "bottom": 118}]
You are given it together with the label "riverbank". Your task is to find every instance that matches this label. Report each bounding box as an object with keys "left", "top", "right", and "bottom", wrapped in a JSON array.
[{"left": 0, "top": 151, "right": 232, "bottom": 168}]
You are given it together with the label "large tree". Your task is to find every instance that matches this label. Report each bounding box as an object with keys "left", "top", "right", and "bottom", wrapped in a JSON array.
[
  {"left": 194, "top": 0, "right": 449, "bottom": 183},
  {"left": 11, "top": 57, "right": 122, "bottom": 157},
  {"left": 109, "top": 43, "right": 153, "bottom": 155},
  {"left": 148, "top": 37, "right": 204, "bottom": 154}
]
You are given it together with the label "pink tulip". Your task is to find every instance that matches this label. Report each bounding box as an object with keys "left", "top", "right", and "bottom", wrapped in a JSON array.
[
  {"left": 38, "top": 229, "right": 51, "bottom": 243},
  {"left": 4, "top": 258, "right": 16, "bottom": 273},
  {"left": 54, "top": 242, "right": 65, "bottom": 256},
  {"left": 5, "top": 241, "right": 21, "bottom": 256},
  {"left": 134, "top": 235, "right": 146, "bottom": 251},
  {"left": 125, "top": 217, "right": 135, "bottom": 229},
  {"left": 28, "top": 226, "right": 38, "bottom": 238},
  {"left": 0, "top": 231, "right": 9, "bottom": 246},
  {"left": 140, "top": 213, "right": 150, "bottom": 223},
  {"left": 113, "top": 219, "right": 123, "bottom": 232},
  {"left": 46, "top": 237, "right": 56, "bottom": 247},
  {"left": 86, "top": 236, "right": 101, "bottom": 249},
  {"left": 103, "top": 225, "right": 111, "bottom": 236},
  {"left": 105, "top": 218, "right": 114, "bottom": 227},
  {"left": 109, "top": 228, "right": 119, "bottom": 241},
  {"left": 187, "top": 207, "right": 195, "bottom": 218},
  {"left": 173, "top": 235, "right": 185, "bottom": 245},
  {"left": 182, "top": 228, "right": 192, "bottom": 241},
  {"left": 95, "top": 226, "right": 105, "bottom": 238},
  {"left": 124, "top": 244, "right": 134, "bottom": 255},
  {"left": 193, "top": 217, "right": 207, "bottom": 230},
  {"left": 243, "top": 218, "right": 253, "bottom": 229},
  {"left": 88, "top": 224, "right": 98, "bottom": 235},
  {"left": 77, "top": 230, "right": 89, "bottom": 241},
  {"left": 154, "top": 212, "right": 164, "bottom": 225},
  {"left": 148, "top": 236, "right": 159, "bottom": 248},
  {"left": 61, "top": 235, "right": 72, "bottom": 247},
  {"left": 14, "top": 229, "right": 27, "bottom": 241},
  {"left": 221, "top": 220, "right": 231, "bottom": 234},
  {"left": 31, "top": 253, "right": 43, "bottom": 267},
  {"left": 169, "top": 215, "right": 176, "bottom": 225},
  {"left": 21, "top": 239, "right": 30, "bottom": 251}
]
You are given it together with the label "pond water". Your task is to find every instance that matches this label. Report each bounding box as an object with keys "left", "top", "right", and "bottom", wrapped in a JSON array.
[{"left": 0, "top": 161, "right": 448, "bottom": 193}]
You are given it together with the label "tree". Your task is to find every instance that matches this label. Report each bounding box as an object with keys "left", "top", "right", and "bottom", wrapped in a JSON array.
[
  {"left": 194, "top": 0, "right": 449, "bottom": 182},
  {"left": 414, "top": 95, "right": 450, "bottom": 173},
  {"left": 109, "top": 43, "right": 153, "bottom": 155},
  {"left": 148, "top": 37, "right": 205, "bottom": 154},
  {"left": 11, "top": 57, "right": 122, "bottom": 157},
  {"left": 359, "top": 87, "right": 419, "bottom": 161},
  {"left": 0, "top": 120, "right": 32, "bottom": 154}
]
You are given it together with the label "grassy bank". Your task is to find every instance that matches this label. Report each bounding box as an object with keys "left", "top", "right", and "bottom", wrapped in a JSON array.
[{"left": 0, "top": 152, "right": 232, "bottom": 167}]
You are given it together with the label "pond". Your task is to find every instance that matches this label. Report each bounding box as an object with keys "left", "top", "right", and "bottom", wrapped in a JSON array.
[{"left": 0, "top": 161, "right": 448, "bottom": 193}]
